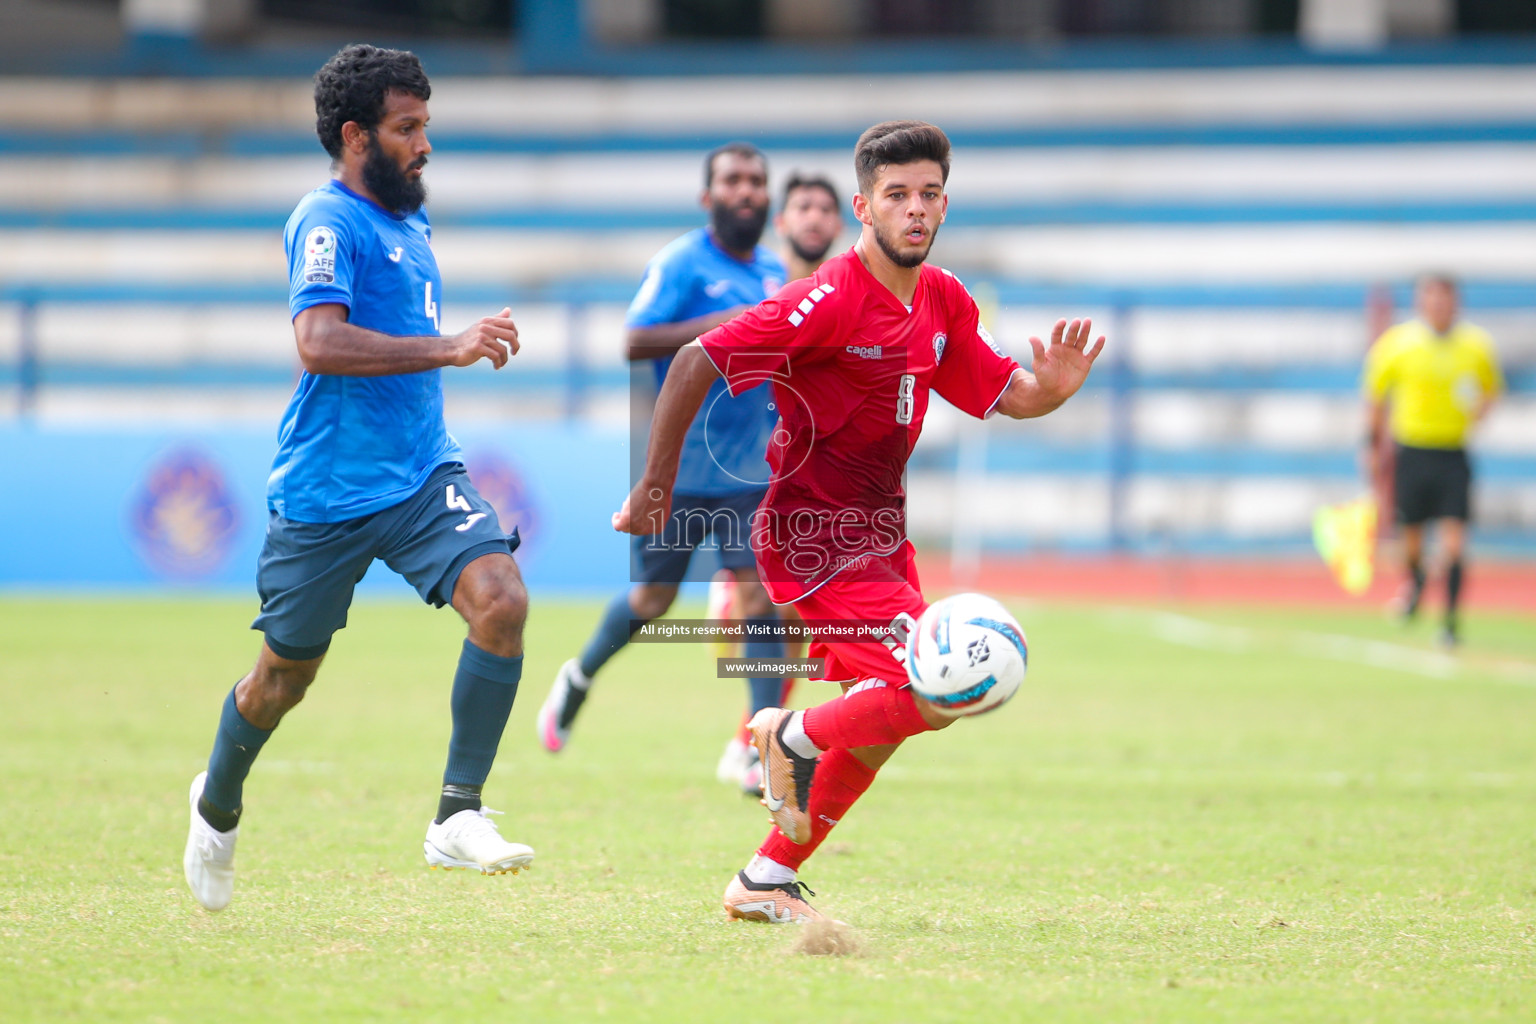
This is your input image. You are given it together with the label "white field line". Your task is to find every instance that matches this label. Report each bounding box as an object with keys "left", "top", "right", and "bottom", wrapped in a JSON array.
[{"left": 1108, "top": 608, "right": 1536, "bottom": 686}]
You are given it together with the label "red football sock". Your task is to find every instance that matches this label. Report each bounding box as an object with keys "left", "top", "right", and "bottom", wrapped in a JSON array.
[
  {"left": 734, "top": 711, "right": 751, "bottom": 746},
  {"left": 757, "top": 749, "right": 878, "bottom": 868},
  {"left": 779, "top": 678, "right": 796, "bottom": 706},
  {"left": 801, "top": 682, "right": 933, "bottom": 751}
]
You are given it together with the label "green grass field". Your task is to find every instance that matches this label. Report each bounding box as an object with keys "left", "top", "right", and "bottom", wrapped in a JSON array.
[{"left": 3, "top": 593, "right": 1534, "bottom": 1022}]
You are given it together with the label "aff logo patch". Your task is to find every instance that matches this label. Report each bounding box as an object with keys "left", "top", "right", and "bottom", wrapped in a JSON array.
[{"left": 303, "top": 225, "right": 337, "bottom": 283}]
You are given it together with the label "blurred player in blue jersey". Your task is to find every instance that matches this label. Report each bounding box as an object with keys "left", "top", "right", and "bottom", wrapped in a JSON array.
[
  {"left": 536, "top": 143, "right": 788, "bottom": 766},
  {"left": 714, "top": 170, "right": 846, "bottom": 792},
  {"left": 184, "top": 45, "right": 533, "bottom": 912}
]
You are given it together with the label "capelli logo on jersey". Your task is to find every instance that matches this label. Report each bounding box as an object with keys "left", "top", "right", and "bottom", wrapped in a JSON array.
[
  {"left": 786, "top": 283, "right": 836, "bottom": 327},
  {"left": 845, "top": 344, "right": 883, "bottom": 360}
]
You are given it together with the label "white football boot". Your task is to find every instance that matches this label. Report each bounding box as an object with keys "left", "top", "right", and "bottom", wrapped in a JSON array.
[
  {"left": 716, "top": 735, "right": 754, "bottom": 784},
  {"left": 536, "top": 659, "right": 590, "bottom": 754},
  {"left": 183, "top": 771, "right": 238, "bottom": 911},
  {"left": 423, "top": 807, "right": 534, "bottom": 875}
]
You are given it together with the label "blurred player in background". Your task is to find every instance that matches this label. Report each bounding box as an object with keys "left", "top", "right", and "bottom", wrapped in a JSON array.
[
  {"left": 1363, "top": 274, "right": 1504, "bottom": 647},
  {"left": 778, "top": 170, "right": 845, "bottom": 280},
  {"left": 182, "top": 44, "right": 535, "bottom": 912},
  {"left": 614, "top": 120, "right": 1103, "bottom": 923},
  {"left": 536, "top": 144, "right": 787, "bottom": 762},
  {"left": 715, "top": 170, "right": 846, "bottom": 793}
]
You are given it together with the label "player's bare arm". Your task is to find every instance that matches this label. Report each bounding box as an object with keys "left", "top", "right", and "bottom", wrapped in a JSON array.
[
  {"left": 994, "top": 317, "right": 1105, "bottom": 419},
  {"left": 1362, "top": 398, "right": 1389, "bottom": 481},
  {"left": 612, "top": 341, "right": 722, "bottom": 534},
  {"left": 625, "top": 307, "right": 748, "bottom": 361},
  {"left": 294, "top": 303, "right": 519, "bottom": 376}
]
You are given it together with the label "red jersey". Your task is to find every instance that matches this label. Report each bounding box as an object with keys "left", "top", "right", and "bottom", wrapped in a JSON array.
[{"left": 698, "top": 247, "right": 1018, "bottom": 602}]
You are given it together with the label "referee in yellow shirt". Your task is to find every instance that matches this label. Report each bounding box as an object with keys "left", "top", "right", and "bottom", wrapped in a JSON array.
[{"left": 1363, "top": 274, "right": 1504, "bottom": 646}]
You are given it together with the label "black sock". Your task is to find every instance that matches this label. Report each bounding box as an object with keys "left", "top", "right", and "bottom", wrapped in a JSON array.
[
  {"left": 1406, "top": 559, "right": 1426, "bottom": 614},
  {"left": 1445, "top": 559, "right": 1464, "bottom": 630},
  {"left": 436, "top": 783, "right": 482, "bottom": 824},
  {"left": 197, "top": 795, "right": 240, "bottom": 833}
]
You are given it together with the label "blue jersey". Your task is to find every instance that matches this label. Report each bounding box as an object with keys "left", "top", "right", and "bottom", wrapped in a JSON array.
[
  {"left": 628, "top": 228, "right": 785, "bottom": 496},
  {"left": 269, "top": 180, "right": 461, "bottom": 523}
]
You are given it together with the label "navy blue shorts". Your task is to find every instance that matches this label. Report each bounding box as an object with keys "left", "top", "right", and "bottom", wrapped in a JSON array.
[
  {"left": 631, "top": 488, "right": 766, "bottom": 585},
  {"left": 252, "top": 462, "right": 520, "bottom": 660}
]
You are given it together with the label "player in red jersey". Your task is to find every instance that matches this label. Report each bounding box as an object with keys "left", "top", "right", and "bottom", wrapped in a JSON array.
[{"left": 614, "top": 120, "right": 1104, "bottom": 924}]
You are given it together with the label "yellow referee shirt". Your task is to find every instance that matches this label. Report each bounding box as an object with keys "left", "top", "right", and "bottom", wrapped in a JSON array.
[{"left": 1362, "top": 319, "right": 1504, "bottom": 449}]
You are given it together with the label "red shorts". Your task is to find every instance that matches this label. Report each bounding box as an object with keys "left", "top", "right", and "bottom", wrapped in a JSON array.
[{"left": 789, "top": 542, "right": 928, "bottom": 686}]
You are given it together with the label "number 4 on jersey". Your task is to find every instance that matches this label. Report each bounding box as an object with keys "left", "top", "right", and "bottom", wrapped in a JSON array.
[
  {"left": 424, "top": 282, "right": 440, "bottom": 331},
  {"left": 446, "top": 484, "right": 486, "bottom": 532}
]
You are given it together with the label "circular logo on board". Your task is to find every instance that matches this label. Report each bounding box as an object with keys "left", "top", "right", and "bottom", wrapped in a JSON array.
[{"left": 129, "top": 447, "right": 240, "bottom": 578}]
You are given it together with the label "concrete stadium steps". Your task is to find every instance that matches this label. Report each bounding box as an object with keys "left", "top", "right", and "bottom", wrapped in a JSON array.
[
  {"left": 6, "top": 222, "right": 1536, "bottom": 287},
  {"left": 6, "top": 67, "right": 1536, "bottom": 133},
  {"left": 4, "top": 294, "right": 1533, "bottom": 460},
  {"left": 8, "top": 145, "right": 1536, "bottom": 210},
  {"left": 7, "top": 296, "right": 1534, "bottom": 384}
]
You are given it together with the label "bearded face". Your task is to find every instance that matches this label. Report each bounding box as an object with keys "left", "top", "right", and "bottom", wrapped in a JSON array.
[
  {"left": 870, "top": 209, "right": 938, "bottom": 269},
  {"left": 363, "top": 132, "right": 428, "bottom": 215},
  {"left": 710, "top": 195, "right": 769, "bottom": 253}
]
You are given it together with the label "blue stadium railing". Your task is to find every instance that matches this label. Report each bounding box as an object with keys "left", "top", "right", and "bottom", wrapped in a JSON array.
[{"left": 6, "top": 279, "right": 1532, "bottom": 555}]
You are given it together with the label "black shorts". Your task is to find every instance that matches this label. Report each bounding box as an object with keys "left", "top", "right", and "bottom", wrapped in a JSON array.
[{"left": 1393, "top": 444, "right": 1471, "bottom": 526}]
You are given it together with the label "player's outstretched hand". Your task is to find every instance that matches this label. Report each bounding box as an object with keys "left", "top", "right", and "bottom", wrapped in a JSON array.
[
  {"left": 446, "top": 308, "right": 520, "bottom": 369},
  {"left": 1029, "top": 318, "right": 1104, "bottom": 402},
  {"left": 612, "top": 482, "right": 671, "bottom": 536}
]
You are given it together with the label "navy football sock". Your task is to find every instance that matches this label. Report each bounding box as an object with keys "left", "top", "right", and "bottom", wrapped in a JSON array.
[
  {"left": 439, "top": 640, "right": 522, "bottom": 822},
  {"left": 577, "top": 591, "right": 648, "bottom": 680},
  {"left": 743, "top": 614, "right": 786, "bottom": 716},
  {"left": 202, "top": 686, "right": 273, "bottom": 830}
]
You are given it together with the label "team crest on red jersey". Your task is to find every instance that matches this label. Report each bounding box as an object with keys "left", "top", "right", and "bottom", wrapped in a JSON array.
[{"left": 932, "top": 332, "right": 947, "bottom": 365}]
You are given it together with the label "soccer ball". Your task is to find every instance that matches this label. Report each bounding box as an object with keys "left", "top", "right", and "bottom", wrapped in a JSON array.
[{"left": 905, "top": 593, "right": 1028, "bottom": 718}]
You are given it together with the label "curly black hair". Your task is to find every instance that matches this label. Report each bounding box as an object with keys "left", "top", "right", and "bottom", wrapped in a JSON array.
[{"left": 313, "top": 44, "right": 431, "bottom": 160}]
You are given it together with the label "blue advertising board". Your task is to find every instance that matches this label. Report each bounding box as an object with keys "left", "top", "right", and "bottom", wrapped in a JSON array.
[{"left": 0, "top": 422, "right": 634, "bottom": 596}]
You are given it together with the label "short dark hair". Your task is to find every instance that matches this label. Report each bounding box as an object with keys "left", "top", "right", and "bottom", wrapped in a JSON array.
[
  {"left": 1417, "top": 271, "right": 1459, "bottom": 294},
  {"left": 703, "top": 142, "right": 767, "bottom": 188},
  {"left": 314, "top": 44, "right": 431, "bottom": 160},
  {"left": 853, "top": 120, "right": 950, "bottom": 195},
  {"left": 783, "top": 171, "right": 840, "bottom": 210}
]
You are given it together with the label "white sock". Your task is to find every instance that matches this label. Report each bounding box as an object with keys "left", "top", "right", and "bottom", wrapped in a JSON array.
[
  {"left": 744, "top": 854, "right": 796, "bottom": 886},
  {"left": 781, "top": 710, "right": 823, "bottom": 759},
  {"left": 567, "top": 660, "right": 592, "bottom": 691}
]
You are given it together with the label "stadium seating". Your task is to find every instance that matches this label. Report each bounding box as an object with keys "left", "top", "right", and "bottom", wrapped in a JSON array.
[{"left": 2, "top": 65, "right": 1532, "bottom": 553}]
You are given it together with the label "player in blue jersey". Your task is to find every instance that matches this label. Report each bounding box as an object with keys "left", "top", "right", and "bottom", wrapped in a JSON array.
[
  {"left": 535, "top": 143, "right": 788, "bottom": 763},
  {"left": 184, "top": 44, "right": 533, "bottom": 912}
]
